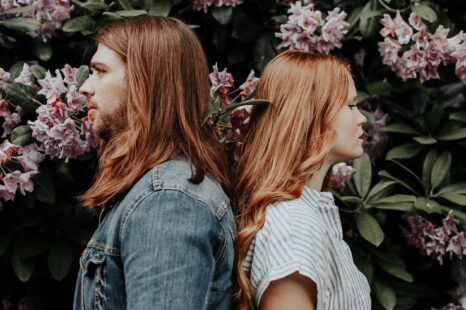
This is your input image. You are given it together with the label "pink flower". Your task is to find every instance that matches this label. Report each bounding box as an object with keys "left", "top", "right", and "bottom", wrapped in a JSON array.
[
  {"left": 33, "top": 0, "right": 74, "bottom": 42},
  {"left": 80, "top": 116, "right": 98, "bottom": 149},
  {"left": 0, "top": 67, "right": 10, "bottom": 88},
  {"left": 393, "top": 11, "right": 413, "bottom": 44},
  {"left": 0, "top": 100, "right": 21, "bottom": 138},
  {"left": 17, "top": 143, "right": 44, "bottom": 172},
  {"left": 408, "top": 13, "right": 425, "bottom": 32},
  {"left": 209, "top": 63, "right": 234, "bottom": 92},
  {"left": 192, "top": 0, "right": 243, "bottom": 13},
  {"left": 66, "top": 84, "right": 86, "bottom": 111},
  {"left": 239, "top": 70, "right": 259, "bottom": 97},
  {"left": 378, "top": 37, "right": 402, "bottom": 65},
  {"left": 37, "top": 70, "right": 67, "bottom": 101},
  {"left": 14, "top": 63, "right": 35, "bottom": 87},
  {"left": 0, "top": 170, "right": 36, "bottom": 202},
  {"left": 380, "top": 14, "right": 397, "bottom": 38},
  {"left": 331, "top": 162, "right": 355, "bottom": 191},
  {"left": 0, "top": 140, "right": 20, "bottom": 164},
  {"left": 61, "top": 64, "right": 77, "bottom": 85}
]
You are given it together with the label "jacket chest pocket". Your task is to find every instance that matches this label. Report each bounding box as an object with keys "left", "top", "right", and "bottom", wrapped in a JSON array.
[{"left": 80, "top": 247, "right": 107, "bottom": 310}]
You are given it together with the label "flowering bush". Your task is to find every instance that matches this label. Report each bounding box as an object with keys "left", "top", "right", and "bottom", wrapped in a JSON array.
[{"left": 1, "top": 0, "right": 466, "bottom": 309}]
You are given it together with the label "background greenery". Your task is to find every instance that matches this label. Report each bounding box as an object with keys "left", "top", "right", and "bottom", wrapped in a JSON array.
[{"left": 1, "top": 0, "right": 465, "bottom": 309}]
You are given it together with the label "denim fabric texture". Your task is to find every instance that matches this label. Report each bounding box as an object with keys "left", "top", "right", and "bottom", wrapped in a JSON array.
[{"left": 73, "top": 158, "right": 236, "bottom": 310}]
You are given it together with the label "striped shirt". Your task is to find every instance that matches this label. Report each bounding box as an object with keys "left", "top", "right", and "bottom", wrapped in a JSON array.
[{"left": 243, "top": 186, "right": 371, "bottom": 309}]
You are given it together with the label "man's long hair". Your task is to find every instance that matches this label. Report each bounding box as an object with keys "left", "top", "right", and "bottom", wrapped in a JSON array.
[
  {"left": 79, "top": 16, "right": 231, "bottom": 208},
  {"left": 233, "top": 51, "right": 351, "bottom": 309}
]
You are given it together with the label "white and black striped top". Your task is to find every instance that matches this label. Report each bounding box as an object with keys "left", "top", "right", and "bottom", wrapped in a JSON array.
[{"left": 243, "top": 186, "right": 371, "bottom": 309}]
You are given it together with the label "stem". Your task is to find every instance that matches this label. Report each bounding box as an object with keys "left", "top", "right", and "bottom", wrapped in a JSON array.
[{"left": 377, "top": 0, "right": 409, "bottom": 12}]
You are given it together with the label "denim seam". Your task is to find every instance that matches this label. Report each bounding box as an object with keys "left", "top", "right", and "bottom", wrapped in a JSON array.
[
  {"left": 202, "top": 257, "right": 216, "bottom": 310},
  {"left": 213, "top": 228, "right": 227, "bottom": 265},
  {"left": 87, "top": 241, "right": 120, "bottom": 257},
  {"left": 119, "top": 188, "right": 155, "bottom": 242},
  {"left": 215, "top": 197, "right": 229, "bottom": 220},
  {"left": 80, "top": 257, "right": 85, "bottom": 310},
  {"left": 152, "top": 165, "right": 161, "bottom": 189}
]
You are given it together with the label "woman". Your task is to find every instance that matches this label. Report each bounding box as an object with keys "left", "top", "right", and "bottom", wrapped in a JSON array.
[{"left": 234, "top": 51, "right": 371, "bottom": 310}]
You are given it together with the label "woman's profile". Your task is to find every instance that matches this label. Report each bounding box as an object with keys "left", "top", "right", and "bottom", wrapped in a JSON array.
[{"left": 234, "top": 50, "right": 371, "bottom": 310}]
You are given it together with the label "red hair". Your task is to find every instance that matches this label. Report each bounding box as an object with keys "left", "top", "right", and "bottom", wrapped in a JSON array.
[
  {"left": 234, "top": 51, "right": 351, "bottom": 309},
  {"left": 80, "top": 16, "right": 231, "bottom": 208}
]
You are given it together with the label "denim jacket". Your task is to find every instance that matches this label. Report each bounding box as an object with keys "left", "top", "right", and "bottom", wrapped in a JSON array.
[{"left": 73, "top": 158, "right": 236, "bottom": 310}]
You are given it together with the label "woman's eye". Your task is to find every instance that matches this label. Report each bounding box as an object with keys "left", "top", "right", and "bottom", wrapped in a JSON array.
[{"left": 349, "top": 104, "right": 357, "bottom": 110}]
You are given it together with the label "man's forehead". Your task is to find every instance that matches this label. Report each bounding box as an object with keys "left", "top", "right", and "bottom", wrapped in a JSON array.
[{"left": 90, "top": 44, "right": 123, "bottom": 67}]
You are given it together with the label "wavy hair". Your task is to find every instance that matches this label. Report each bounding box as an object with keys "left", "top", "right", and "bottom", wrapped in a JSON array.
[
  {"left": 79, "top": 16, "right": 231, "bottom": 208},
  {"left": 234, "top": 50, "right": 351, "bottom": 309}
]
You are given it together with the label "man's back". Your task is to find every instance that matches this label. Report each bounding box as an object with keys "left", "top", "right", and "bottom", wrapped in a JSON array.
[{"left": 73, "top": 158, "right": 235, "bottom": 310}]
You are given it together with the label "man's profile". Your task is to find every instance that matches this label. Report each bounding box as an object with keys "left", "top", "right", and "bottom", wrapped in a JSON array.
[{"left": 73, "top": 15, "right": 235, "bottom": 310}]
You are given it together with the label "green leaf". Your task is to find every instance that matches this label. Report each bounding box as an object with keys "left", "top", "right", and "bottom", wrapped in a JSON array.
[
  {"left": 437, "top": 182, "right": 466, "bottom": 195},
  {"left": 422, "top": 149, "right": 438, "bottom": 190},
  {"left": 112, "top": 10, "right": 147, "bottom": 17},
  {"left": 357, "top": 90, "right": 369, "bottom": 104},
  {"left": 438, "top": 193, "right": 466, "bottom": 206},
  {"left": 353, "top": 152, "right": 372, "bottom": 199},
  {"left": 359, "top": 9, "right": 384, "bottom": 19},
  {"left": 450, "top": 112, "right": 466, "bottom": 122},
  {"left": 48, "top": 239, "right": 73, "bottom": 281},
  {"left": 430, "top": 150, "right": 451, "bottom": 189},
  {"left": 339, "top": 196, "right": 364, "bottom": 204},
  {"left": 10, "top": 125, "right": 33, "bottom": 146},
  {"left": 372, "top": 202, "right": 415, "bottom": 212},
  {"left": 32, "top": 40, "right": 52, "bottom": 62},
  {"left": 75, "top": 65, "right": 89, "bottom": 89},
  {"left": 376, "top": 259, "right": 413, "bottom": 282},
  {"left": 385, "top": 143, "right": 423, "bottom": 160},
  {"left": 411, "top": 4, "right": 437, "bottom": 23},
  {"left": 355, "top": 259, "right": 373, "bottom": 284},
  {"left": 394, "top": 297, "right": 416, "bottom": 310},
  {"left": 372, "top": 194, "right": 416, "bottom": 204},
  {"left": 0, "top": 5, "right": 34, "bottom": 16},
  {"left": 29, "top": 64, "right": 46, "bottom": 80},
  {"left": 82, "top": 1, "right": 108, "bottom": 10},
  {"left": 387, "top": 159, "right": 423, "bottom": 186},
  {"left": 414, "top": 197, "right": 442, "bottom": 214},
  {"left": 0, "top": 231, "right": 14, "bottom": 256},
  {"left": 366, "top": 180, "right": 396, "bottom": 201},
  {"left": 21, "top": 235, "right": 50, "bottom": 259},
  {"left": 3, "top": 81, "right": 45, "bottom": 111},
  {"left": 373, "top": 278, "right": 396, "bottom": 310},
  {"left": 381, "top": 123, "right": 421, "bottom": 135},
  {"left": 12, "top": 241, "right": 35, "bottom": 282},
  {"left": 412, "top": 136, "right": 436, "bottom": 144},
  {"left": 117, "top": 0, "right": 133, "bottom": 10},
  {"left": 347, "top": 6, "right": 363, "bottom": 30},
  {"left": 436, "top": 127, "right": 466, "bottom": 141},
  {"left": 232, "top": 11, "right": 260, "bottom": 42},
  {"left": 0, "top": 17, "right": 40, "bottom": 33},
  {"left": 62, "top": 15, "right": 95, "bottom": 32},
  {"left": 378, "top": 170, "right": 418, "bottom": 195},
  {"left": 253, "top": 33, "right": 276, "bottom": 72},
  {"left": 355, "top": 213, "right": 384, "bottom": 246},
  {"left": 359, "top": 0, "right": 379, "bottom": 38},
  {"left": 33, "top": 173, "right": 56, "bottom": 205},
  {"left": 366, "top": 81, "right": 392, "bottom": 95},
  {"left": 148, "top": 0, "right": 171, "bottom": 17},
  {"left": 211, "top": 6, "right": 233, "bottom": 25}
]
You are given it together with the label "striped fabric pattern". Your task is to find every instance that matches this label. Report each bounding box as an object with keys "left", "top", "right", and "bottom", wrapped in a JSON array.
[{"left": 243, "top": 186, "right": 371, "bottom": 310}]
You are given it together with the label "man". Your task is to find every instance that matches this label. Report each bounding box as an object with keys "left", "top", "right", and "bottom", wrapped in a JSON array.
[{"left": 73, "top": 16, "right": 235, "bottom": 310}]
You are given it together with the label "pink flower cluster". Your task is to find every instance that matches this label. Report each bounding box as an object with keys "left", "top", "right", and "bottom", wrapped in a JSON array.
[
  {"left": 432, "top": 286, "right": 466, "bottom": 310},
  {"left": 401, "top": 211, "right": 466, "bottom": 265},
  {"left": 208, "top": 64, "right": 259, "bottom": 162},
  {"left": 28, "top": 65, "right": 96, "bottom": 160},
  {"left": 276, "top": 1, "right": 349, "bottom": 54},
  {"left": 0, "top": 141, "right": 44, "bottom": 206},
  {"left": 0, "top": 0, "right": 73, "bottom": 42},
  {"left": 331, "top": 162, "right": 355, "bottom": 191},
  {"left": 378, "top": 12, "right": 466, "bottom": 83},
  {"left": 0, "top": 67, "right": 10, "bottom": 88},
  {"left": 192, "top": 0, "right": 243, "bottom": 13}
]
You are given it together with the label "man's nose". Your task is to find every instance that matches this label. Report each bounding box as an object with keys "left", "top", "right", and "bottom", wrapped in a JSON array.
[{"left": 79, "top": 77, "right": 94, "bottom": 97}]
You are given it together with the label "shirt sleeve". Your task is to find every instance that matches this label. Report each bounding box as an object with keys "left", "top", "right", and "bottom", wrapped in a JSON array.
[
  {"left": 120, "top": 189, "right": 222, "bottom": 310},
  {"left": 249, "top": 201, "right": 330, "bottom": 306}
]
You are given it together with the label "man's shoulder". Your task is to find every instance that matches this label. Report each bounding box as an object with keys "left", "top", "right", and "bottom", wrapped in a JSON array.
[{"left": 128, "top": 157, "right": 230, "bottom": 218}]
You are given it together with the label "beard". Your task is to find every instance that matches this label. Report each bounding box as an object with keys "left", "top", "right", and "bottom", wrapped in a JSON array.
[{"left": 92, "top": 102, "right": 127, "bottom": 143}]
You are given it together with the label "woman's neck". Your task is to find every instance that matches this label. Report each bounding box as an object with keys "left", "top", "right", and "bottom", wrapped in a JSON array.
[{"left": 304, "top": 160, "right": 332, "bottom": 192}]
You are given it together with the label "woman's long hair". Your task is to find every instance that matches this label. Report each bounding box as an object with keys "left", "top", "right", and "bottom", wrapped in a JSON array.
[
  {"left": 234, "top": 51, "right": 351, "bottom": 309},
  {"left": 79, "top": 16, "right": 231, "bottom": 208}
]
